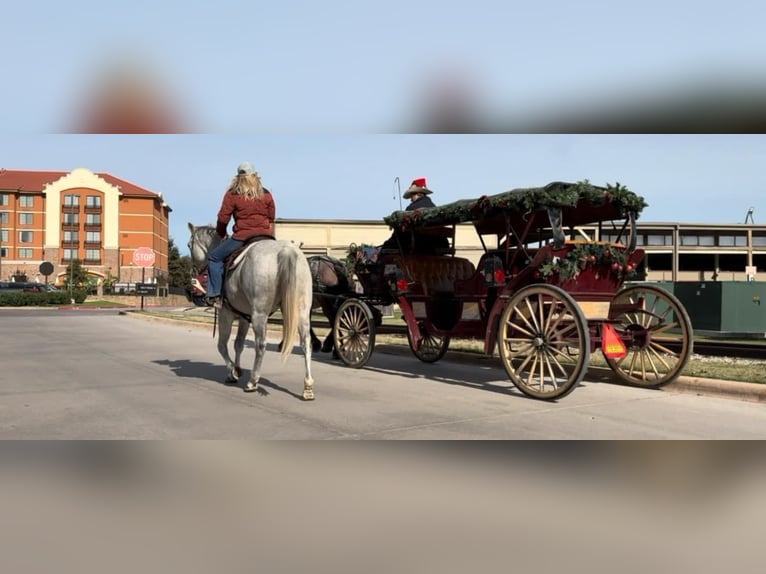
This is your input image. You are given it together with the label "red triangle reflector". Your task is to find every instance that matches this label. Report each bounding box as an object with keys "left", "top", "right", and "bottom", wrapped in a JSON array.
[{"left": 602, "top": 323, "right": 628, "bottom": 359}]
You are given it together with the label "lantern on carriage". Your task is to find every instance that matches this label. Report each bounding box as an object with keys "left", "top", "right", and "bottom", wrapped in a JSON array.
[{"left": 483, "top": 255, "right": 506, "bottom": 287}]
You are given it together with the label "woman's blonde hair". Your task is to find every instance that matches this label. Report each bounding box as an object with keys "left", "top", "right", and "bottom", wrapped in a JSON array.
[{"left": 228, "top": 172, "right": 264, "bottom": 200}]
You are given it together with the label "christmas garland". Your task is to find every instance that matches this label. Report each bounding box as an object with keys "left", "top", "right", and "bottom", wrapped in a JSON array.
[
  {"left": 538, "top": 243, "right": 638, "bottom": 282},
  {"left": 383, "top": 180, "right": 647, "bottom": 231}
]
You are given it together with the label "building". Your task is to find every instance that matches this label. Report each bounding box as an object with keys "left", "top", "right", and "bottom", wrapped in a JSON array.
[
  {"left": 274, "top": 219, "right": 766, "bottom": 282},
  {"left": 0, "top": 168, "right": 171, "bottom": 286}
]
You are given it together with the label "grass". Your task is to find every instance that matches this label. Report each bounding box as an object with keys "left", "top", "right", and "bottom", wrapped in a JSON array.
[
  {"left": 70, "top": 299, "right": 134, "bottom": 308},
  {"left": 136, "top": 309, "right": 766, "bottom": 385}
]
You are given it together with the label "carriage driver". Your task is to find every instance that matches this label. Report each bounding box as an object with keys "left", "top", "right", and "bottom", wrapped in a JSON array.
[
  {"left": 205, "top": 162, "right": 276, "bottom": 308},
  {"left": 403, "top": 177, "right": 436, "bottom": 211},
  {"left": 380, "top": 176, "right": 447, "bottom": 253}
]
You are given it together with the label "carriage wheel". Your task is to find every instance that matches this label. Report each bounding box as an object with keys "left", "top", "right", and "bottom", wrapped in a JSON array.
[
  {"left": 605, "top": 285, "right": 693, "bottom": 388},
  {"left": 497, "top": 285, "right": 590, "bottom": 401},
  {"left": 333, "top": 299, "right": 377, "bottom": 369},
  {"left": 407, "top": 322, "right": 450, "bottom": 363}
]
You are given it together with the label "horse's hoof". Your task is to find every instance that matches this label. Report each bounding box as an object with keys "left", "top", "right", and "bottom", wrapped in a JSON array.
[
  {"left": 302, "top": 390, "right": 315, "bottom": 401},
  {"left": 321, "top": 343, "right": 334, "bottom": 354},
  {"left": 244, "top": 382, "right": 258, "bottom": 393}
]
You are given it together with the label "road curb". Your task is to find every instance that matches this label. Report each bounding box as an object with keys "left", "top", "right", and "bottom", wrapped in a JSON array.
[{"left": 124, "top": 311, "right": 766, "bottom": 404}]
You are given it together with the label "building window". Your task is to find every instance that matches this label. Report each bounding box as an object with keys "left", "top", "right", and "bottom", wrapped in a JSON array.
[
  {"left": 86, "top": 231, "right": 101, "bottom": 243},
  {"left": 1, "top": 229, "right": 7, "bottom": 242},
  {"left": 64, "top": 194, "right": 80, "bottom": 207},
  {"left": 85, "top": 249, "right": 100, "bottom": 261},
  {"left": 86, "top": 196, "right": 102, "bottom": 208},
  {"left": 18, "top": 248, "right": 33, "bottom": 259},
  {"left": 0, "top": 194, "right": 8, "bottom": 206},
  {"left": 754, "top": 234, "right": 766, "bottom": 247},
  {"left": 19, "top": 195, "right": 34, "bottom": 207},
  {"left": 19, "top": 231, "right": 33, "bottom": 243},
  {"left": 86, "top": 213, "right": 101, "bottom": 225},
  {"left": 719, "top": 235, "right": 747, "bottom": 247},
  {"left": 0, "top": 212, "right": 9, "bottom": 224},
  {"left": 647, "top": 234, "right": 673, "bottom": 246},
  {"left": 19, "top": 213, "right": 34, "bottom": 225},
  {"left": 63, "top": 213, "right": 79, "bottom": 225},
  {"left": 0, "top": 247, "right": 7, "bottom": 258},
  {"left": 63, "top": 249, "right": 76, "bottom": 260},
  {"left": 63, "top": 231, "right": 79, "bottom": 242}
]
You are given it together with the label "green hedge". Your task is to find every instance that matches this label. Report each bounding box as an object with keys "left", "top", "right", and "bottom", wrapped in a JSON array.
[{"left": 0, "top": 289, "right": 88, "bottom": 307}]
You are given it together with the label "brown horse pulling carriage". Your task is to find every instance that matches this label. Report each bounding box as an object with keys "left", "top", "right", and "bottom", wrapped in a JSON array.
[{"left": 330, "top": 180, "right": 693, "bottom": 401}]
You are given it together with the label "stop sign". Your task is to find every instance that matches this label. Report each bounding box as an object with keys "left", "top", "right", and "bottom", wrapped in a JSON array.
[{"left": 132, "top": 247, "right": 156, "bottom": 267}]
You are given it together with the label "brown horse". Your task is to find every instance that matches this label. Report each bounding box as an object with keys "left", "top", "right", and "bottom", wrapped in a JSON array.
[{"left": 279, "top": 255, "right": 352, "bottom": 356}]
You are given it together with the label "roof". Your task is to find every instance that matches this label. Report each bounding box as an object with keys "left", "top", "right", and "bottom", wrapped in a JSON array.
[
  {"left": 0, "top": 168, "right": 162, "bottom": 199},
  {"left": 383, "top": 180, "right": 648, "bottom": 231}
]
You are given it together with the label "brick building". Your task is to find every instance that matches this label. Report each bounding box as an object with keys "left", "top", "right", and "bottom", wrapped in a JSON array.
[{"left": 0, "top": 167, "right": 170, "bottom": 286}]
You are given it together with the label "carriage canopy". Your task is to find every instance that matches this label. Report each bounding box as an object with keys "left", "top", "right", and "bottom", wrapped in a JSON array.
[{"left": 383, "top": 180, "right": 648, "bottom": 236}]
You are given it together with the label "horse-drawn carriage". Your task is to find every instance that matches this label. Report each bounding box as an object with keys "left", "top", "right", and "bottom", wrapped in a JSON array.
[{"left": 326, "top": 180, "right": 693, "bottom": 401}]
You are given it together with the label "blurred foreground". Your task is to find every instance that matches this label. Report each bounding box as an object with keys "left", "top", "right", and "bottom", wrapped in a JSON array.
[{"left": 1, "top": 442, "right": 763, "bottom": 574}]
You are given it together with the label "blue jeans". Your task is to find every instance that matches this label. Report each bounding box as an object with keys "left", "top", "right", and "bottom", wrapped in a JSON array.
[{"left": 206, "top": 237, "right": 244, "bottom": 298}]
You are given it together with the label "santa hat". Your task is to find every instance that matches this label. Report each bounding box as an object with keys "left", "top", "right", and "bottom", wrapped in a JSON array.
[{"left": 403, "top": 177, "right": 433, "bottom": 199}]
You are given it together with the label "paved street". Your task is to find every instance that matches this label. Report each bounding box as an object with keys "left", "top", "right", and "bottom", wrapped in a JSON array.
[{"left": 1, "top": 308, "right": 765, "bottom": 438}]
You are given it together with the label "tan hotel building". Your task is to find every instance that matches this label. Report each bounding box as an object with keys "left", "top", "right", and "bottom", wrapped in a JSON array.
[{"left": 0, "top": 168, "right": 170, "bottom": 285}]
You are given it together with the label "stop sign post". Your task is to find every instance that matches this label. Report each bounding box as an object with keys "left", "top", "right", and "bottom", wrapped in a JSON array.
[{"left": 132, "top": 247, "right": 156, "bottom": 310}]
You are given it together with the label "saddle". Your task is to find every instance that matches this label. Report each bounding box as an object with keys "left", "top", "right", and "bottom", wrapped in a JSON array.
[{"left": 224, "top": 234, "right": 276, "bottom": 274}]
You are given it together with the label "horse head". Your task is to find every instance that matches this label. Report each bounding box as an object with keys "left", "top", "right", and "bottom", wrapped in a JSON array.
[{"left": 187, "top": 222, "right": 222, "bottom": 274}]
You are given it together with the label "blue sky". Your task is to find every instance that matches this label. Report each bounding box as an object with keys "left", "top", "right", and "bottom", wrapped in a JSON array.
[
  {"left": 1, "top": 135, "right": 764, "bottom": 254},
  {"left": 3, "top": 1, "right": 766, "bottom": 132}
]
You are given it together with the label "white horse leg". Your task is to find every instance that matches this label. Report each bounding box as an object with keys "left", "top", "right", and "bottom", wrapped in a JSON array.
[
  {"left": 216, "top": 308, "right": 240, "bottom": 384},
  {"left": 244, "top": 313, "right": 268, "bottom": 393},
  {"left": 232, "top": 318, "right": 249, "bottom": 381},
  {"left": 299, "top": 315, "right": 315, "bottom": 401}
]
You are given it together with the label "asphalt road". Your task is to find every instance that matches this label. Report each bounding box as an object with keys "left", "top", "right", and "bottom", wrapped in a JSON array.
[{"left": 1, "top": 308, "right": 765, "bottom": 438}]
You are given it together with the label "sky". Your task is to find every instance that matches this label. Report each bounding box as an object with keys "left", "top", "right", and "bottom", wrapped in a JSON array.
[
  {"left": 1, "top": 134, "right": 764, "bottom": 254},
  {"left": 3, "top": 1, "right": 766, "bottom": 132}
]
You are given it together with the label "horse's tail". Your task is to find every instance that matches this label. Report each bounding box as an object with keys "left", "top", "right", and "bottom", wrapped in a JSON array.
[{"left": 277, "top": 243, "right": 301, "bottom": 363}]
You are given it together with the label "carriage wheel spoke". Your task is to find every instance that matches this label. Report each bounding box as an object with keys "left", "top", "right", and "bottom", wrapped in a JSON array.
[
  {"left": 512, "top": 305, "right": 538, "bottom": 336},
  {"left": 646, "top": 344, "right": 673, "bottom": 372},
  {"left": 543, "top": 352, "right": 560, "bottom": 386},
  {"left": 547, "top": 344, "right": 577, "bottom": 364},
  {"left": 526, "top": 353, "right": 540, "bottom": 388},
  {"left": 650, "top": 321, "right": 679, "bottom": 337},
  {"left": 650, "top": 341, "right": 678, "bottom": 356},
  {"left": 546, "top": 350, "right": 570, "bottom": 378},
  {"left": 644, "top": 349, "right": 661, "bottom": 379},
  {"left": 507, "top": 320, "right": 536, "bottom": 339},
  {"left": 515, "top": 349, "right": 537, "bottom": 375},
  {"left": 524, "top": 298, "right": 541, "bottom": 332}
]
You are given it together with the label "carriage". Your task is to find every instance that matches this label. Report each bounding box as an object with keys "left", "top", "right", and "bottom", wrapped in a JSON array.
[{"left": 328, "top": 180, "right": 693, "bottom": 401}]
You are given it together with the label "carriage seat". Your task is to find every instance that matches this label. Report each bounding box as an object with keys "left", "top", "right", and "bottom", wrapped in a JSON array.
[{"left": 395, "top": 255, "right": 476, "bottom": 295}]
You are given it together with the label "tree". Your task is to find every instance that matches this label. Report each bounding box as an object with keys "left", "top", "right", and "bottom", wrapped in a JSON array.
[
  {"left": 168, "top": 237, "right": 192, "bottom": 289},
  {"left": 62, "top": 259, "right": 89, "bottom": 290}
]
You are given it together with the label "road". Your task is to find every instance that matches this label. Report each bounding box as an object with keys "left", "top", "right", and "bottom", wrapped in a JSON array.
[{"left": 1, "top": 308, "right": 765, "bottom": 438}]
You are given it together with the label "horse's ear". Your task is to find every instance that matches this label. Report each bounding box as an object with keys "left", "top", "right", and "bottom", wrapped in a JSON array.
[{"left": 188, "top": 222, "right": 195, "bottom": 232}]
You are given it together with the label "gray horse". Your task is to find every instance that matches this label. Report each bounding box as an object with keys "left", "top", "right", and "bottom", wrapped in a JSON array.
[{"left": 187, "top": 223, "right": 316, "bottom": 400}]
